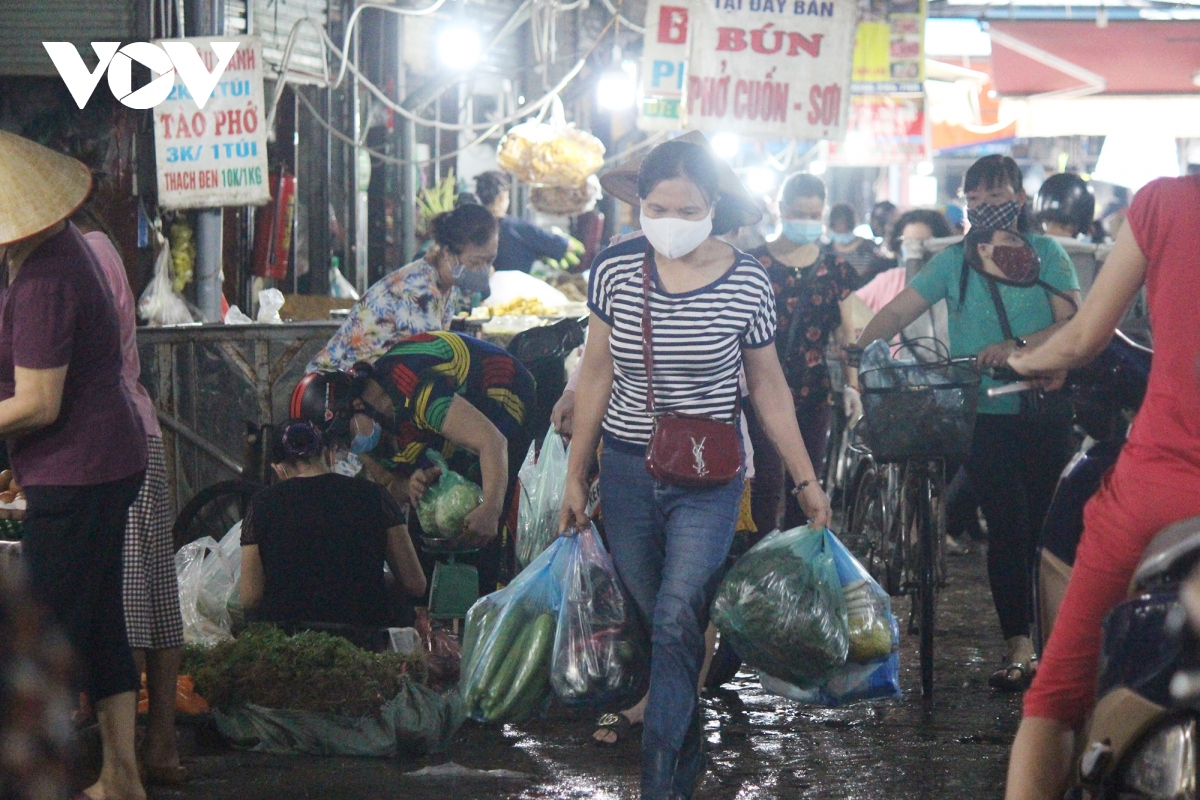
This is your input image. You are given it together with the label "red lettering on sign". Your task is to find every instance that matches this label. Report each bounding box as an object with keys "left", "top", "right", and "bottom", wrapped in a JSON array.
[
  {"left": 716, "top": 27, "right": 748, "bottom": 51},
  {"left": 658, "top": 6, "right": 689, "bottom": 44}
]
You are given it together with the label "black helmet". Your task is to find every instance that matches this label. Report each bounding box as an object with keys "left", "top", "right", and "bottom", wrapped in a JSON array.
[
  {"left": 289, "top": 371, "right": 356, "bottom": 430},
  {"left": 1036, "top": 173, "right": 1095, "bottom": 235}
]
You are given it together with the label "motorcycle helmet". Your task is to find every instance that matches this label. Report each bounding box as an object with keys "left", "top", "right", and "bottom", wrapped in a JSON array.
[
  {"left": 1035, "top": 173, "right": 1095, "bottom": 236},
  {"left": 289, "top": 371, "right": 356, "bottom": 431}
]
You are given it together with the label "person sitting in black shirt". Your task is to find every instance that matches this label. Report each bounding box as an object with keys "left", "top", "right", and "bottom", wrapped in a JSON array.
[
  {"left": 238, "top": 421, "right": 427, "bottom": 631},
  {"left": 475, "top": 170, "right": 570, "bottom": 273}
]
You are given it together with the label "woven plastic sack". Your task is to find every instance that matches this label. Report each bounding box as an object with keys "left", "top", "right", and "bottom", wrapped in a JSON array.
[
  {"left": 550, "top": 525, "right": 648, "bottom": 709},
  {"left": 759, "top": 531, "right": 900, "bottom": 706},
  {"left": 210, "top": 681, "right": 465, "bottom": 757},
  {"left": 496, "top": 95, "right": 605, "bottom": 188},
  {"left": 415, "top": 451, "right": 483, "bottom": 541},
  {"left": 459, "top": 536, "right": 570, "bottom": 723},
  {"left": 517, "top": 433, "right": 570, "bottom": 567},
  {"left": 711, "top": 525, "right": 849, "bottom": 687}
]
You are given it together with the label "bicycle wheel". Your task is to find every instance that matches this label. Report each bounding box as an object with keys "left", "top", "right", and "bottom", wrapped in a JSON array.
[
  {"left": 172, "top": 479, "right": 263, "bottom": 552},
  {"left": 914, "top": 464, "right": 938, "bottom": 699},
  {"left": 848, "top": 463, "right": 903, "bottom": 595}
]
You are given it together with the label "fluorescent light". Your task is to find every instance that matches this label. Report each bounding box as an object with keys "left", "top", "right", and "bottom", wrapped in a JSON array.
[
  {"left": 924, "top": 19, "right": 992, "bottom": 56},
  {"left": 917, "top": 161, "right": 934, "bottom": 176},
  {"left": 438, "top": 25, "right": 481, "bottom": 71},
  {"left": 1093, "top": 132, "right": 1181, "bottom": 191},
  {"left": 742, "top": 166, "right": 776, "bottom": 196},
  {"left": 711, "top": 132, "right": 740, "bottom": 161},
  {"left": 598, "top": 61, "right": 637, "bottom": 110},
  {"left": 808, "top": 160, "right": 827, "bottom": 175}
]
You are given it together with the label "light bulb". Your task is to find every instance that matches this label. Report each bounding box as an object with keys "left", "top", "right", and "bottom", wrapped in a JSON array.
[
  {"left": 598, "top": 61, "right": 637, "bottom": 110},
  {"left": 711, "top": 132, "right": 740, "bottom": 161},
  {"left": 438, "top": 25, "right": 481, "bottom": 71},
  {"left": 742, "top": 166, "right": 776, "bottom": 196}
]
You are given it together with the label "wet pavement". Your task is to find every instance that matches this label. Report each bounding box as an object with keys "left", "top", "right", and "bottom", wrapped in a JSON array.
[{"left": 140, "top": 543, "right": 1021, "bottom": 800}]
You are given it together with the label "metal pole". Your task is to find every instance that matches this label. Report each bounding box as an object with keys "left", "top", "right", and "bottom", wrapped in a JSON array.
[
  {"left": 353, "top": 27, "right": 370, "bottom": 294},
  {"left": 397, "top": 16, "right": 416, "bottom": 265},
  {"left": 195, "top": 0, "right": 224, "bottom": 322}
]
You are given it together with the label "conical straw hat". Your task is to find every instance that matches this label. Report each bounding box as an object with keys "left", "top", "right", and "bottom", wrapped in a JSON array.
[{"left": 0, "top": 131, "right": 92, "bottom": 245}]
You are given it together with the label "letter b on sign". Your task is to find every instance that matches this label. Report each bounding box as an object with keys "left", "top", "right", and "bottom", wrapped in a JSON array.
[{"left": 658, "top": 6, "right": 689, "bottom": 44}]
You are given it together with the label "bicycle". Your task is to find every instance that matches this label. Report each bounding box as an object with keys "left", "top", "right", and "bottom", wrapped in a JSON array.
[{"left": 849, "top": 343, "right": 983, "bottom": 699}]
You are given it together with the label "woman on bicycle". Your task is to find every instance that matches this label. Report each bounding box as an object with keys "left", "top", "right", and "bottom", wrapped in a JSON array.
[
  {"left": 559, "top": 136, "right": 831, "bottom": 800},
  {"left": 1003, "top": 175, "right": 1200, "bottom": 799},
  {"left": 849, "top": 155, "right": 1081, "bottom": 691}
]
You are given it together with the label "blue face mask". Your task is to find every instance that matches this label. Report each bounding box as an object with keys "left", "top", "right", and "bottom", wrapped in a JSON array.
[
  {"left": 829, "top": 231, "right": 857, "bottom": 246},
  {"left": 781, "top": 219, "right": 824, "bottom": 245},
  {"left": 350, "top": 419, "right": 382, "bottom": 454},
  {"left": 452, "top": 258, "right": 492, "bottom": 296}
]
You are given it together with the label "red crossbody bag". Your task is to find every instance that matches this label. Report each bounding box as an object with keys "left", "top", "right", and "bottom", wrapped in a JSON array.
[{"left": 640, "top": 248, "right": 744, "bottom": 488}]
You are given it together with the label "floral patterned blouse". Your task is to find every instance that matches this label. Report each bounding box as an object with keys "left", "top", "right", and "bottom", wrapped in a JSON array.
[
  {"left": 748, "top": 244, "right": 858, "bottom": 410},
  {"left": 307, "top": 259, "right": 462, "bottom": 372}
]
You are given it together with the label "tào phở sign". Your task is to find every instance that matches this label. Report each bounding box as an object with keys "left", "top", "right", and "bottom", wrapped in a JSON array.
[
  {"left": 639, "top": 0, "right": 857, "bottom": 140},
  {"left": 154, "top": 35, "right": 269, "bottom": 210}
]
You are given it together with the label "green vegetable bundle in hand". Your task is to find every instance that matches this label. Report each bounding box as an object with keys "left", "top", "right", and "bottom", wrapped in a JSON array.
[
  {"left": 415, "top": 451, "right": 483, "bottom": 541},
  {"left": 459, "top": 534, "right": 571, "bottom": 723},
  {"left": 711, "top": 526, "right": 850, "bottom": 688}
]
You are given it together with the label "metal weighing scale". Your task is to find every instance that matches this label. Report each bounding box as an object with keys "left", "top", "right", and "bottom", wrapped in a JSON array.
[{"left": 423, "top": 537, "right": 480, "bottom": 620}]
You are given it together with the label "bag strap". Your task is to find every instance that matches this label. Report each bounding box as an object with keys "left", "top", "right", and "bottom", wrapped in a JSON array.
[
  {"left": 983, "top": 275, "right": 1078, "bottom": 343},
  {"left": 640, "top": 246, "right": 741, "bottom": 421}
]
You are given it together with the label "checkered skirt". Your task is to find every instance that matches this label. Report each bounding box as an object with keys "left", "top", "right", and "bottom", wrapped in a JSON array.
[{"left": 122, "top": 436, "right": 184, "bottom": 650}]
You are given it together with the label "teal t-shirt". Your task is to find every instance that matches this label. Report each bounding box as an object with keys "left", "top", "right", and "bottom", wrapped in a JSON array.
[{"left": 908, "top": 234, "right": 1080, "bottom": 414}]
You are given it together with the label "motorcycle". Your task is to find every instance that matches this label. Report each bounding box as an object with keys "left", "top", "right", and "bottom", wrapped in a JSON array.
[
  {"left": 1066, "top": 514, "right": 1200, "bottom": 799},
  {"left": 1036, "top": 330, "right": 1152, "bottom": 651}
]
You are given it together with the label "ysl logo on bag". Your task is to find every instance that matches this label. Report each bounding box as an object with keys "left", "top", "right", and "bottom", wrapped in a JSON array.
[{"left": 690, "top": 436, "right": 709, "bottom": 477}]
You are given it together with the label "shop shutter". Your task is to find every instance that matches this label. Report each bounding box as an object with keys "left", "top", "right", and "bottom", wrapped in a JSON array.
[{"left": 0, "top": 0, "right": 138, "bottom": 76}]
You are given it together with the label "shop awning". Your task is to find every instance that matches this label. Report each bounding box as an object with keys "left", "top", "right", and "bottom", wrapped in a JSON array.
[{"left": 987, "top": 20, "right": 1200, "bottom": 97}]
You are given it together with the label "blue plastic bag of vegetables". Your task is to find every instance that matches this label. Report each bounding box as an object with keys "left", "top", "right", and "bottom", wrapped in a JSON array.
[
  {"left": 711, "top": 525, "right": 849, "bottom": 687},
  {"left": 458, "top": 535, "right": 571, "bottom": 723},
  {"left": 759, "top": 531, "right": 901, "bottom": 706},
  {"left": 550, "top": 525, "right": 648, "bottom": 710}
]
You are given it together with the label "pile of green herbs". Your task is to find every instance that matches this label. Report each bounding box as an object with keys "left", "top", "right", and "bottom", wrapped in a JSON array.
[{"left": 181, "top": 624, "right": 427, "bottom": 718}]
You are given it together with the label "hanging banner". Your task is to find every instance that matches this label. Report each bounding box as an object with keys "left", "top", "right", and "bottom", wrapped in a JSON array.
[
  {"left": 154, "top": 35, "right": 270, "bottom": 210},
  {"left": 850, "top": 0, "right": 925, "bottom": 95},
  {"left": 639, "top": 0, "right": 857, "bottom": 140},
  {"left": 827, "top": 94, "right": 926, "bottom": 164}
]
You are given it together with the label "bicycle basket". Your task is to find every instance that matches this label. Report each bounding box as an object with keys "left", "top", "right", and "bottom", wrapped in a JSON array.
[{"left": 860, "top": 361, "right": 980, "bottom": 462}]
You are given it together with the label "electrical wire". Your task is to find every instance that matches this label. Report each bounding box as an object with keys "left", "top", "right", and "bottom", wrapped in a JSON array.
[
  {"left": 602, "top": 132, "right": 667, "bottom": 166},
  {"left": 596, "top": 0, "right": 643, "bottom": 33}
]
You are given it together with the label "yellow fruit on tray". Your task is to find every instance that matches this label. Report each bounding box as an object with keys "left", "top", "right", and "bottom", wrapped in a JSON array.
[{"left": 489, "top": 297, "right": 554, "bottom": 317}]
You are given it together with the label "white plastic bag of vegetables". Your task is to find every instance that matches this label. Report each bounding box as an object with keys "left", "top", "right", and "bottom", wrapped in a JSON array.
[
  {"left": 496, "top": 95, "right": 605, "bottom": 188},
  {"left": 550, "top": 525, "right": 648, "bottom": 709},
  {"left": 516, "top": 433, "right": 570, "bottom": 567},
  {"left": 176, "top": 532, "right": 237, "bottom": 647},
  {"left": 711, "top": 525, "right": 849, "bottom": 688},
  {"left": 415, "top": 451, "right": 483, "bottom": 542},
  {"left": 458, "top": 536, "right": 571, "bottom": 723},
  {"left": 758, "top": 531, "right": 900, "bottom": 706}
]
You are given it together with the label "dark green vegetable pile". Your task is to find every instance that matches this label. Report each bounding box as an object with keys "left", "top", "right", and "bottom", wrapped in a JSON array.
[
  {"left": 711, "top": 547, "right": 849, "bottom": 687},
  {"left": 181, "top": 624, "right": 427, "bottom": 718}
]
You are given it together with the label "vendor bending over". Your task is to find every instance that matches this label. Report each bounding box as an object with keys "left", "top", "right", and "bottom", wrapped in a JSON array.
[
  {"left": 292, "top": 330, "right": 536, "bottom": 593},
  {"left": 239, "top": 421, "right": 427, "bottom": 630}
]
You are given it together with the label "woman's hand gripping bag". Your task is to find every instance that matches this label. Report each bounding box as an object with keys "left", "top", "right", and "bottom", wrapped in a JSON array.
[
  {"left": 415, "top": 451, "right": 483, "bottom": 540},
  {"left": 550, "top": 525, "right": 648, "bottom": 710},
  {"left": 759, "top": 530, "right": 901, "bottom": 706},
  {"left": 458, "top": 536, "right": 570, "bottom": 723},
  {"left": 711, "top": 525, "right": 850, "bottom": 687}
]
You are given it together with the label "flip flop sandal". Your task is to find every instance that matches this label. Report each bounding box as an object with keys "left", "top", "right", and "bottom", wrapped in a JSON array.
[
  {"left": 989, "top": 660, "right": 1035, "bottom": 692},
  {"left": 592, "top": 712, "right": 639, "bottom": 747}
]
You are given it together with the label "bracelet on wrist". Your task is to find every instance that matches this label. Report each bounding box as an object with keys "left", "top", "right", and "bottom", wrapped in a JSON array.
[{"left": 791, "top": 479, "right": 817, "bottom": 497}]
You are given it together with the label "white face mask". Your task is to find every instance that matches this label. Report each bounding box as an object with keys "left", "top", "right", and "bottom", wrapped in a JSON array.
[{"left": 639, "top": 209, "right": 713, "bottom": 260}]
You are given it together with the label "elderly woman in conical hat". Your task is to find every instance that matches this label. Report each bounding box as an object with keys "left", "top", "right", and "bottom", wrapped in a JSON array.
[{"left": 0, "top": 131, "right": 149, "bottom": 800}]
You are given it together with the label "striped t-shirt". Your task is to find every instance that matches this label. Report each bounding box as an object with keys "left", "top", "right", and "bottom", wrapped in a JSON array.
[{"left": 587, "top": 235, "right": 777, "bottom": 447}]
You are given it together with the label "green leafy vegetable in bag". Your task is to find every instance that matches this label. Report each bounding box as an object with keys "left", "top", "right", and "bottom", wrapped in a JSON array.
[{"left": 415, "top": 451, "right": 483, "bottom": 539}]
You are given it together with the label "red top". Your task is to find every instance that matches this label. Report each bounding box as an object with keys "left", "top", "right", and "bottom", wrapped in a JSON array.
[
  {"left": 0, "top": 224, "right": 146, "bottom": 486},
  {"left": 1123, "top": 175, "right": 1200, "bottom": 480}
]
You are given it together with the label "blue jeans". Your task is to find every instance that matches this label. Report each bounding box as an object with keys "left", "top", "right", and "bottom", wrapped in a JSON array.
[{"left": 599, "top": 437, "right": 743, "bottom": 760}]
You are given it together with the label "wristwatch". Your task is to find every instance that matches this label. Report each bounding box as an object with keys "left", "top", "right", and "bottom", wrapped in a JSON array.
[{"left": 1013, "top": 337, "right": 1028, "bottom": 349}]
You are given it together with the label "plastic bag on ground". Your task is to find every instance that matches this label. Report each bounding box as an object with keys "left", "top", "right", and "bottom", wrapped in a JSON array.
[
  {"left": 138, "top": 241, "right": 197, "bottom": 326},
  {"left": 517, "top": 433, "right": 570, "bottom": 567},
  {"left": 210, "top": 680, "right": 465, "bottom": 757},
  {"left": 458, "top": 536, "right": 571, "bottom": 723},
  {"left": 415, "top": 451, "right": 483, "bottom": 542},
  {"left": 223, "top": 305, "right": 254, "bottom": 324},
  {"left": 711, "top": 525, "right": 849, "bottom": 687},
  {"left": 550, "top": 525, "right": 648, "bottom": 709},
  {"left": 759, "top": 530, "right": 901, "bottom": 706}
]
